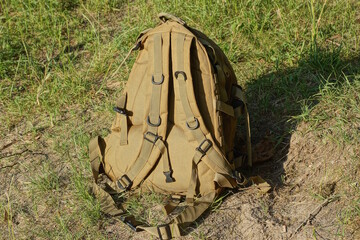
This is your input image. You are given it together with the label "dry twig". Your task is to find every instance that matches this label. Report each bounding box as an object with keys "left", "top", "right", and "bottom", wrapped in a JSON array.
[{"left": 289, "top": 195, "right": 339, "bottom": 239}]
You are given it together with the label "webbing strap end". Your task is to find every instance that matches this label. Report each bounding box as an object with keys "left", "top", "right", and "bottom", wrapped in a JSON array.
[{"left": 157, "top": 224, "right": 172, "bottom": 240}]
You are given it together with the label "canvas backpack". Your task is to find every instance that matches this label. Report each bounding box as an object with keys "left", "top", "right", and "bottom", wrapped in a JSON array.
[{"left": 88, "top": 13, "right": 252, "bottom": 239}]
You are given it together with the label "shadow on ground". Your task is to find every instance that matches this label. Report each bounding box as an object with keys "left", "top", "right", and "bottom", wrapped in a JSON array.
[
  {"left": 242, "top": 47, "right": 360, "bottom": 187},
  {"left": 184, "top": 48, "right": 360, "bottom": 239}
]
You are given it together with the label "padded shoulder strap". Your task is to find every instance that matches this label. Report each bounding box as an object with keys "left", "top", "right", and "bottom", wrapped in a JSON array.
[
  {"left": 116, "top": 31, "right": 173, "bottom": 190},
  {"left": 171, "top": 32, "right": 236, "bottom": 196}
]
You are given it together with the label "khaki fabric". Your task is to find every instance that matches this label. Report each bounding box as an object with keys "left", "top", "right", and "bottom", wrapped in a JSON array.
[{"left": 89, "top": 13, "right": 252, "bottom": 239}]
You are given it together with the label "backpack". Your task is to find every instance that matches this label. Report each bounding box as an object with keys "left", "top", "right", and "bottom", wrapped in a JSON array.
[{"left": 88, "top": 13, "right": 252, "bottom": 239}]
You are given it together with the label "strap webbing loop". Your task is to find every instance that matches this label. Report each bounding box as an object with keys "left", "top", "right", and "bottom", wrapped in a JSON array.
[
  {"left": 148, "top": 33, "right": 164, "bottom": 132},
  {"left": 216, "top": 100, "right": 235, "bottom": 117},
  {"left": 174, "top": 71, "right": 187, "bottom": 80},
  {"left": 152, "top": 74, "right": 164, "bottom": 85},
  {"left": 115, "top": 93, "right": 128, "bottom": 145},
  {"left": 146, "top": 115, "right": 162, "bottom": 127},
  {"left": 185, "top": 117, "right": 199, "bottom": 130},
  {"left": 232, "top": 85, "right": 252, "bottom": 166},
  {"left": 186, "top": 150, "right": 203, "bottom": 204}
]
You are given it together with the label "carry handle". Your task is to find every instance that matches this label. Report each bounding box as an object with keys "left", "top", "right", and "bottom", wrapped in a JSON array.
[{"left": 158, "top": 12, "right": 186, "bottom": 25}]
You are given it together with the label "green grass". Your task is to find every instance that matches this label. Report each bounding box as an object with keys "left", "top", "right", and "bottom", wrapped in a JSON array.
[
  {"left": 0, "top": 0, "right": 359, "bottom": 239},
  {"left": 125, "top": 191, "right": 167, "bottom": 226}
]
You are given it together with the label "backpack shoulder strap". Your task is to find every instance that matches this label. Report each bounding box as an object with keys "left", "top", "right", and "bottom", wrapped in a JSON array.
[
  {"left": 171, "top": 32, "right": 236, "bottom": 200},
  {"left": 137, "top": 192, "right": 216, "bottom": 239},
  {"left": 116, "top": 31, "right": 173, "bottom": 190},
  {"left": 89, "top": 136, "right": 124, "bottom": 215},
  {"left": 90, "top": 136, "right": 216, "bottom": 239}
]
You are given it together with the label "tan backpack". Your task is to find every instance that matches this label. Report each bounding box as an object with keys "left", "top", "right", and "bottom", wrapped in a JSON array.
[{"left": 89, "top": 13, "right": 252, "bottom": 239}]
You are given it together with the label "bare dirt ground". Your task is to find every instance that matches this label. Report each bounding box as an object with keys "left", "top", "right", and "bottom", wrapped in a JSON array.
[{"left": 1, "top": 109, "right": 359, "bottom": 239}]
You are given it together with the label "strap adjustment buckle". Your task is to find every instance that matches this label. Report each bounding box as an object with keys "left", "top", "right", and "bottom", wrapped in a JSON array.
[
  {"left": 119, "top": 216, "right": 138, "bottom": 232},
  {"left": 196, "top": 139, "right": 212, "bottom": 156},
  {"left": 170, "top": 195, "right": 185, "bottom": 202},
  {"left": 113, "top": 106, "right": 127, "bottom": 116},
  {"left": 163, "top": 170, "right": 175, "bottom": 183},
  {"left": 117, "top": 174, "right": 132, "bottom": 190},
  {"left": 144, "top": 131, "right": 161, "bottom": 144},
  {"left": 157, "top": 224, "right": 171, "bottom": 240}
]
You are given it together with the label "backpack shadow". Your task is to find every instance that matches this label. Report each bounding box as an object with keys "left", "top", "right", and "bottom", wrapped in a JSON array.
[
  {"left": 241, "top": 47, "right": 360, "bottom": 188},
  {"left": 182, "top": 47, "right": 359, "bottom": 237}
]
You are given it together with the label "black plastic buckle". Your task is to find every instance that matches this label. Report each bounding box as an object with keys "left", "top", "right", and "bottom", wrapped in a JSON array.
[
  {"left": 120, "top": 216, "right": 138, "bottom": 232},
  {"left": 174, "top": 71, "right": 187, "bottom": 81},
  {"left": 113, "top": 106, "right": 127, "bottom": 115},
  {"left": 196, "top": 139, "right": 212, "bottom": 156},
  {"left": 117, "top": 174, "right": 132, "bottom": 190},
  {"left": 231, "top": 98, "right": 244, "bottom": 109},
  {"left": 144, "top": 131, "right": 161, "bottom": 144},
  {"left": 157, "top": 224, "right": 171, "bottom": 240},
  {"left": 163, "top": 171, "right": 175, "bottom": 183}
]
